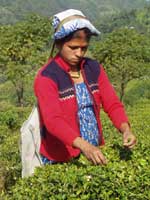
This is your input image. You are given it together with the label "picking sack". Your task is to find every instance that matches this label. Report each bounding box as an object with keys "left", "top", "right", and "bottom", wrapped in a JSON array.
[{"left": 20, "top": 105, "right": 42, "bottom": 178}]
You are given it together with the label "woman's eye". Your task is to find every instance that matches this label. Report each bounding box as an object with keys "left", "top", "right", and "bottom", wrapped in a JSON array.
[
  {"left": 70, "top": 46, "right": 78, "bottom": 50},
  {"left": 69, "top": 46, "right": 88, "bottom": 51},
  {"left": 82, "top": 47, "right": 87, "bottom": 51}
]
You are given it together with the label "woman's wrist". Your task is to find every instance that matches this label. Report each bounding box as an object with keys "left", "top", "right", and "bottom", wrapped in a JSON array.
[
  {"left": 119, "top": 122, "right": 131, "bottom": 134},
  {"left": 72, "top": 137, "right": 90, "bottom": 151},
  {"left": 72, "top": 137, "right": 83, "bottom": 149}
]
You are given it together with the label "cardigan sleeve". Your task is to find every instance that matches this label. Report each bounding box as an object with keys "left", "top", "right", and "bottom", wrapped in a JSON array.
[
  {"left": 98, "top": 65, "right": 129, "bottom": 130},
  {"left": 34, "top": 76, "right": 78, "bottom": 146}
]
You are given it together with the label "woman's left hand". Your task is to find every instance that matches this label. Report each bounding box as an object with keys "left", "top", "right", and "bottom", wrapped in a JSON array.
[
  {"left": 120, "top": 122, "right": 137, "bottom": 149},
  {"left": 122, "top": 131, "right": 137, "bottom": 149}
]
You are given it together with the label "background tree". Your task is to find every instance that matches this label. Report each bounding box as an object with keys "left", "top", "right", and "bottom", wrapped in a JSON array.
[
  {"left": 96, "top": 6, "right": 150, "bottom": 35},
  {"left": 0, "top": 0, "right": 146, "bottom": 24},
  {"left": 0, "top": 14, "right": 53, "bottom": 106},
  {"left": 92, "top": 28, "right": 150, "bottom": 101}
]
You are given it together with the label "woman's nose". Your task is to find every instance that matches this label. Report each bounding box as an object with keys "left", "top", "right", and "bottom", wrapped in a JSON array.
[{"left": 76, "top": 48, "right": 83, "bottom": 57}]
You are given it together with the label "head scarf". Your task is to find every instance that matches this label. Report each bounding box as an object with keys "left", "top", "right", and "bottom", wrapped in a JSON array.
[{"left": 52, "top": 9, "right": 100, "bottom": 40}]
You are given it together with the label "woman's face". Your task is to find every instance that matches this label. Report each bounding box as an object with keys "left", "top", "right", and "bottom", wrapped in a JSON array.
[{"left": 57, "top": 30, "right": 90, "bottom": 67}]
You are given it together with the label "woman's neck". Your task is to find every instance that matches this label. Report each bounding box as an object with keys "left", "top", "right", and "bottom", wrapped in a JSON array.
[
  {"left": 69, "top": 66, "right": 80, "bottom": 78},
  {"left": 70, "top": 65, "right": 80, "bottom": 72}
]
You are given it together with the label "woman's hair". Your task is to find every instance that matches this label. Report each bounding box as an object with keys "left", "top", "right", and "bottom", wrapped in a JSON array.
[
  {"left": 55, "top": 28, "right": 91, "bottom": 44},
  {"left": 50, "top": 28, "right": 91, "bottom": 58}
]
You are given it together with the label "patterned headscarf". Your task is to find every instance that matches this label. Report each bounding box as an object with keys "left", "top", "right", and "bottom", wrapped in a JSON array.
[{"left": 52, "top": 9, "right": 100, "bottom": 40}]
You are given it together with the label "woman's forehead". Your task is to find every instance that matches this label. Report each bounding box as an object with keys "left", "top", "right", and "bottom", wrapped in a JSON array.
[
  {"left": 65, "top": 37, "right": 89, "bottom": 47},
  {"left": 64, "top": 30, "right": 91, "bottom": 44},
  {"left": 72, "top": 29, "right": 90, "bottom": 39}
]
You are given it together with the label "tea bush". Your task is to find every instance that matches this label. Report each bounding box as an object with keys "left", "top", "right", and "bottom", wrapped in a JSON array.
[
  {"left": 1, "top": 99, "right": 150, "bottom": 199},
  {"left": 0, "top": 129, "right": 21, "bottom": 193},
  {"left": 4, "top": 142, "right": 150, "bottom": 199},
  {"left": 0, "top": 105, "right": 31, "bottom": 193}
]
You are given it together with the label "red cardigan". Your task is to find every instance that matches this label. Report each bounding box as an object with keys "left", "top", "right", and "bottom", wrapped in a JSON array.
[{"left": 34, "top": 55, "right": 128, "bottom": 162}]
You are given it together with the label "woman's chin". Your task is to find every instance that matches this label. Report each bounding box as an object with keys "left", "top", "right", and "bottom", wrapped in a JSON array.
[{"left": 69, "top": 60, "right": 81, "bottom": 66}]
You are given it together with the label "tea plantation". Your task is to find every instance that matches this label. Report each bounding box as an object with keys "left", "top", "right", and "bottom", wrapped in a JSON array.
[{"left": 0, "top": 99, "right": 150, "bottom": 200}]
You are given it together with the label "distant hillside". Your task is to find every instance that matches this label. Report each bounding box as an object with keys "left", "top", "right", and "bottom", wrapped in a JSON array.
[{"left": 0, "top": 0, "right": 149, "bottom": 24}]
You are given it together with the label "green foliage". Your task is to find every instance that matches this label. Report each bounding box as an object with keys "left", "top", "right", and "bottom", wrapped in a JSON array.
[
  {"left": 0, "top": 2, "right": 150, "bottom": 198},
  {"left": 0, "top": 128, "right": 21, "bottom": 193},
  {"left": 0, "top": 0, "right": 147, "bottom": 24},
  {"left": 136, "top": 6, "right": 150, "bottom": 34},
  {"left": 123, "top": 77, "right": 150, "bottom": 106},
  {"left": 0, "top": 14, "right": 52, "bottom": 106},
  {"left": 0, "top": 105, "right": 31, "bottom": 194},
  {"left": 92, "top": 28, "right": 150, "bottom": 100},
  {"left": 0, "top": 106, "right": 32, "bottom": 192},
  {"left": 0, "top": 104, "right": 31, "bottom": 192},
  {"left": 0, "top": 109, "right": 19, "bottom": 129},
  {"left": 0, "top": 126, "right": 10, "bottom": 144},
  {"left": 0, "top": 100, "right": 150, "bottom": 199},
  {"left": 1, "top": 5, "right": 150, "bottom": 107},
  {"left": 0, "top": 103, "right": 19, "bottom": 129},
  {"left": 96, "top": 6, "right": 150, "bottom": 34},
  {"left": 0, "top": 160, "right": 9, "bottom": 194},
  {"left": 0, "top": 103, "right": 31, "bottom": 129}
]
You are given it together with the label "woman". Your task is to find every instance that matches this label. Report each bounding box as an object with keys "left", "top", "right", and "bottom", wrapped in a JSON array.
[{"left": 34, "top": 9, "right": 136, "bottom": 165}]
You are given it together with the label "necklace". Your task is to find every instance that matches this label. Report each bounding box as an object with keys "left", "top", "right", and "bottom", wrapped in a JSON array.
[{"left": 70, "top": 68, "right": 80, "bottom": 78}]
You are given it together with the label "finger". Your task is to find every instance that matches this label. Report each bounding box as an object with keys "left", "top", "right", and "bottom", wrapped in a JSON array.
[
  {"left": 123, "top": 137, "right": 128, "bottom": 144},
  {"left": 97, "top": 152, "right": 107, "bottom": 165},
  {"left": 124, "top": 139, "right": 137, "bottom": 149},
  {"left": 85, "top": 152, "right": 99, "bottom": 165},
  {"left": 89, "top": 151, "right": 102, "bottom": 165},
  {"left": 100, "top": 155, "right": 107, "bottom": 165},
  {"left": 123, "top": 140, "right": 133, "bottom": 146},
  {"left": 93, "top": 154, "right": 103, "bottom": 165},
  {"left": 124, "top": 141, "right": 136, "bottom": 149},
  {"left": 124, "top": 136, "right": 136, "bottom": 145}
]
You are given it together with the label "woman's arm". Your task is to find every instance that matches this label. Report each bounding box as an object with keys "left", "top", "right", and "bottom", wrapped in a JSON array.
[
  {"left": 34, "top": 76, "right": 78, "bottom": 146},
  {"left": 98, "top": 66, "right": 136, "bottom": 148},
  {"left": 72, "top": 137, "right": 107, "bottom": 165}
]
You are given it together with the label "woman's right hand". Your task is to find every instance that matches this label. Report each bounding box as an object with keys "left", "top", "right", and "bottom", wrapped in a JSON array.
[{"left": 72, "top": 137, "right": 107, "bottom": 165}]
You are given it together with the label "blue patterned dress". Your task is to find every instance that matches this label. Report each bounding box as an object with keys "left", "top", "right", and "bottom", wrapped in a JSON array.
[
  {"left": 74, "top": 82, "right": 100, "bottom": 146},
  {"left": 41, "top": 82, "right": 100, "bottom": 164}
]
